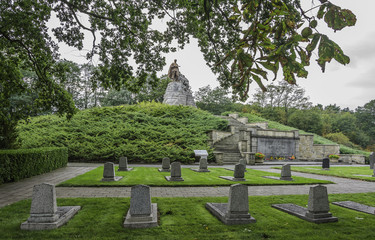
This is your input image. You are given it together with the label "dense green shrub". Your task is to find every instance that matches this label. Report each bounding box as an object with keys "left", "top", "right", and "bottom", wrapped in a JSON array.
[
  {"left": 17, "top": 102, "right": 228, "bottom": 163},
  {"left": 0, "top": 147, "right": 68, "bottom": 184}
]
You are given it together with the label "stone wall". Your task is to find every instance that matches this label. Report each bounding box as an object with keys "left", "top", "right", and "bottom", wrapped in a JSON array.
[
  {"left": 313, "top": 144, "right": 340, "bottom": 160},
  {"left": 339, "top": 154, "right": 366, "bottom": 164},
  {"left": 245, "top": 122, "right": 268, "bottom": 129},
  {"left": 207, "top": 131, "right": 232, "bottom": 146},
  {"left": 299, "top": 134, "right": 315, "bottom": 160}
]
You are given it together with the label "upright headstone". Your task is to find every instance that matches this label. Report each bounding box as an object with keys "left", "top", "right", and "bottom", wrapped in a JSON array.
[
  {"left": 372, "top": 168, "right": 375, "bottom": 178},
  {"left": 199, "top": 157, "right": 209, "bottom": 172},
  {"left": 159, "top": 157, "right": 171, "bottom": 172},
  {"left": 165, "top": 162, "right": 184, "bottom": 181},
  {"left": 280, "top": 164, "right": 293, "bottom": 181},
  {"left": 322, "top": 158, "right": 330, "bottom": 170},
  {"left": 118, "top": 156, "right": 133, "bottom": 171},
  {"left": 370, "top": 152, "right": 374, "bottom": 170},
  {"left": 272, "top": 184, "right": 337, "bottom": 223},
  {"left": 233, "top": 164, "right": 246, "bottom": 180},
  {"left": 21, "top": 183, "right": 81, "bottom": 230},
  {"left": 205, "top": 184, "right": 256, "bottom": 225},
  {"left": 220, "top": 164, "right": 246, "bottom": 181},
  {"left": 305, "top": 185, "right": 334, "bottom": 220},
  {"left": 102, "top": 162, "right": 123, "bottom": 181},
  {"left": 124, "top": 185, "right": 158, "bottom": 228},
  {"left": 191, "top": 156, "right": 210, "bottom": 172}
]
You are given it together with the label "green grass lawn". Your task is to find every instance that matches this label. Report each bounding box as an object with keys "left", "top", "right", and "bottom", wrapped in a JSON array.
[
  {"left": 276, "top": 166, "right": 375, "bottom": 182},
  {"left": 58, "top": 167, "right": 332, "bottom": 187},
  {"left": 2, "top": 193, "right": 375, "bottom": 239}
]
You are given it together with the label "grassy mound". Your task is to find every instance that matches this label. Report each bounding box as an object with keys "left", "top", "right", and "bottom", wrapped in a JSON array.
[
  {"left": 2, "top": 193, "right": 375, "bottom": 239},
  {"left": 57, "top": 167, "right": 332, "bottom": 187},
  {"left": 17, "top": 102, "right": 228, "bottom": 163}
]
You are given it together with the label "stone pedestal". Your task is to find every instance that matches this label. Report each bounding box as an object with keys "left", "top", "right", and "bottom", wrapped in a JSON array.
[{"left": 163, "top": 75, "right": 196, "bottom": 107}]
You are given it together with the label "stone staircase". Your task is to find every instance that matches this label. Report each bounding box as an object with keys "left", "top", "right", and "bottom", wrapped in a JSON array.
[{"left": 212, "top": 116, "right": 244, "bottom": 164}]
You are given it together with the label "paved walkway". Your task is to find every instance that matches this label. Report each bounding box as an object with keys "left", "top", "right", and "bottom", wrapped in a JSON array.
[{"left": 1, "top": 163, "right": 374, "bottom": 208}]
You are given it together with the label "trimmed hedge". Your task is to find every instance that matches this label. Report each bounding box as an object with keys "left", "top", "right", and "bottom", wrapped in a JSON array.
[{"left": 0, "top": 147, "right": 68, "bottom": 184}]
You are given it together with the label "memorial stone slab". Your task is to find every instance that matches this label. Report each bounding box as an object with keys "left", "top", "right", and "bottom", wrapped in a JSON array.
[
  {"left": 124, "top": 185, "right": 158, "bottom": 228},
  {"left": 118, "top": 157, "right": 133, "bottom": 171},
  {"left": 205, "top": 184, "right": 256, "bottom": 225},
  {"left": 322, "top": 158, "right": 330, "bottom": 170},
  {"left": 370, "top": 152, "right": 374, "bottom": 170},
  {"left": 272, "top": 185, "right": 337, "bottom": 223},
  {"left": 239, "top": 159, "right": 247, "bottom": 172},
  {"left": 373, "top": 168, "right": 375, "bottom": 177},
  {"left": 220, "top": 164, "right": 246, "bottom": 181},
  {"left": 159, "top": 157, "right": 171, "bottom": 172},
  {"left": 332, "top": 201, "right": 375, "bottom": 215},
  {"left": 21, "top": 183, "right": 81, "bottom": 230},
  {"left": 191, "top": 157, "right": 210, "bottom": 172},
  {"left": 102, "top": 162, "right": 123, "bottom": 181},
  {"left": 165, "top": 162, "right": 184, "bottom": 181}
]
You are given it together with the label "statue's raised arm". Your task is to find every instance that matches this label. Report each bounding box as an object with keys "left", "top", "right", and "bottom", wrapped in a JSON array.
[{"left": 168, "top": 59, "right": 180, "bottom": 81}]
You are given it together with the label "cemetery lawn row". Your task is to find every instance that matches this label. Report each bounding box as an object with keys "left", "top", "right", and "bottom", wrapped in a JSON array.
[
  {"left": 58, "top": 167, "right": 332, "bottom": 187},
  {"left": 274, "top": 166, "right": 375, "bottom": 182},
  {"left": 2, "top": 193, "right": 375, "bottom": 240}
]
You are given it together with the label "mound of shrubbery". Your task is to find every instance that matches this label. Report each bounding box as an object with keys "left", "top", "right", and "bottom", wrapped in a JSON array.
[{"left": 17, "top": 102, "right": 228, "bottom": 163}]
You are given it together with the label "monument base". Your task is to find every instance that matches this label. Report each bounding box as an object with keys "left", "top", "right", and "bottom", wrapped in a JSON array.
[
  {"left": 158, "top": 169, "right": 170, "bottom": 172},
  {"left": 262, "top": 176, "right": 294, "bottom": 181},
  {"left": 205, "top": 203, "right": 256, "bottom": 225},
  {"left": 118, "top": 168, "right": 133, "bottom": 172},
  {"left": 332, "top": 201, "right": 375, "bottom": 215},
  {"left": 21, "top": 206, "right": 81, "bottom": 230},
  {"left": 272, "top": 204, "right": 338, "bottom": 223},
  {"left": 101, "top": 176, "right": 123, "bottom": 182},
  {"left": 124, "top": 203, "right": 158, "bottom": 228},
  {"left": 191, "top": 168, "right": 210, "bottom": 172},
  {"left": 165, "top": 176, "right": 184, "bottom": 181},
  {"left": 219, "top": 176, "right": 246, "bottom": 181}
]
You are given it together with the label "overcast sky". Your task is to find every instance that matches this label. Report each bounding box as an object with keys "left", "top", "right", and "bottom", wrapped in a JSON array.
[{"left": 58, "top": 0, "right": 374, "bottom": 110}]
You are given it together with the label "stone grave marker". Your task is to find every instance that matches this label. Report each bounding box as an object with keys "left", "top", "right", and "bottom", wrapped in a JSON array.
[
  {"left": 102, "top": 162, "right": 123, "bottom": 181},
  {"left": 322, "top": 158, "right": 330, "bottom": 170},
  {"left": 158, "top": 157, "right": 171, "bottom": 172},
  {"left": 239, "top": 158, "right": 247, "bottom": 172},
  {"left": 373, "top": 168, "right": 375, "bottom": 178},
  {"left": 206, "top": 184, "right": 256, "bottom": 225},
  {"left": 124, "top": 185, "right": 158, "bottom": 228},
  {"left": 332, "top": 201, "right": 375, "bottom": 215},
  {"left": 263, "top": 164, "right": 293, "bottom": 181},
  {"left": 191, "top": 156, "right": 210, "bottom": 172},
  {"left": 272, "top": 185, "right": 338, "bottom": 223},
  {"left": 280, "top": 164, "right": 293, "bottom": 181},
  {"left": 21, "top": 183, "right": 81, "bottom": 230},
  {"left": 220, "top": 164, "right": 246, "bottom": 181},
  {"left": 370, "top": 152, "right": 374, "bottom": 170},
  {"left": 165, "top": 162, "right": 184, "bottom": 181},
  {"left": 118, "top": 156, "right": 133, "bottom": 171}
]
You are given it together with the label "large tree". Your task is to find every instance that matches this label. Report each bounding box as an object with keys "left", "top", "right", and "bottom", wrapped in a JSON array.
[{"left": 0, "top": 0, "right": 356, "bottom": 148}]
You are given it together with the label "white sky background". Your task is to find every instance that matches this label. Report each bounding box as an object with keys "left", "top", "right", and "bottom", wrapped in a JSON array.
[{"left": 56, "top": 0, "right": 375, "bottom": 110}]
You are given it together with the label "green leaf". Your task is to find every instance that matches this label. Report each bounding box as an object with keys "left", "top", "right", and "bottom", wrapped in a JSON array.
[{"left": 306, "top": 33, "right": 321, "bottom": 53}]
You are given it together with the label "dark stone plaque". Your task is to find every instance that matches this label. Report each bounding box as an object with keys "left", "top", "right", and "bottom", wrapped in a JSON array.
[{"left": 257, "top": 138, "right": 296, "bottom": 159}]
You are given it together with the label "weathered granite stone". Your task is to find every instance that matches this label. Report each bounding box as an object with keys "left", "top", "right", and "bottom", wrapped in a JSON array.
[
  {"left": 370, "top": 152, "right": 374, "bottom": 169},
  {"left": 220, "top": 164, "right": 246, "bottom": 181},
  {"left": 272, "top": 185, "right": 337, "bottom": 223},
  {"left": 102, "top": 162, "right": 123, "bottom": 181},
  {"left": 191, "top": 156, "right": 210, "bottom": 172},
  {"left": 322, "top": 158, "right": 330, "bottom": 170},
  {"left": 21, "top": 183, "right": 80, "bottom": 230},
  {"left": 332, "top": 201, "right": 375, "bottom": 215},
  {"left": 165, "top": 162, "right": 184, "bottom": 181},
  {"left": 118, "top": 157, "right": 133, "bottom": 172},
  {"left": 280, "top": 164, "right": 293, "bottom": 181},
  {"left": 159, "top": 157, "right": 171, "bottom": 172},
  {"left": 373, "top": 168, "right": 375, "bottom": 178},
  {"left": 124, "top": 185, "right": 158, "bottom": 228},
  {"left": 163, "top": 74, "right": 196, "bottom": 107},
  {"left": 206, "top": 184, "right": 256, "bottom": 225}
]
